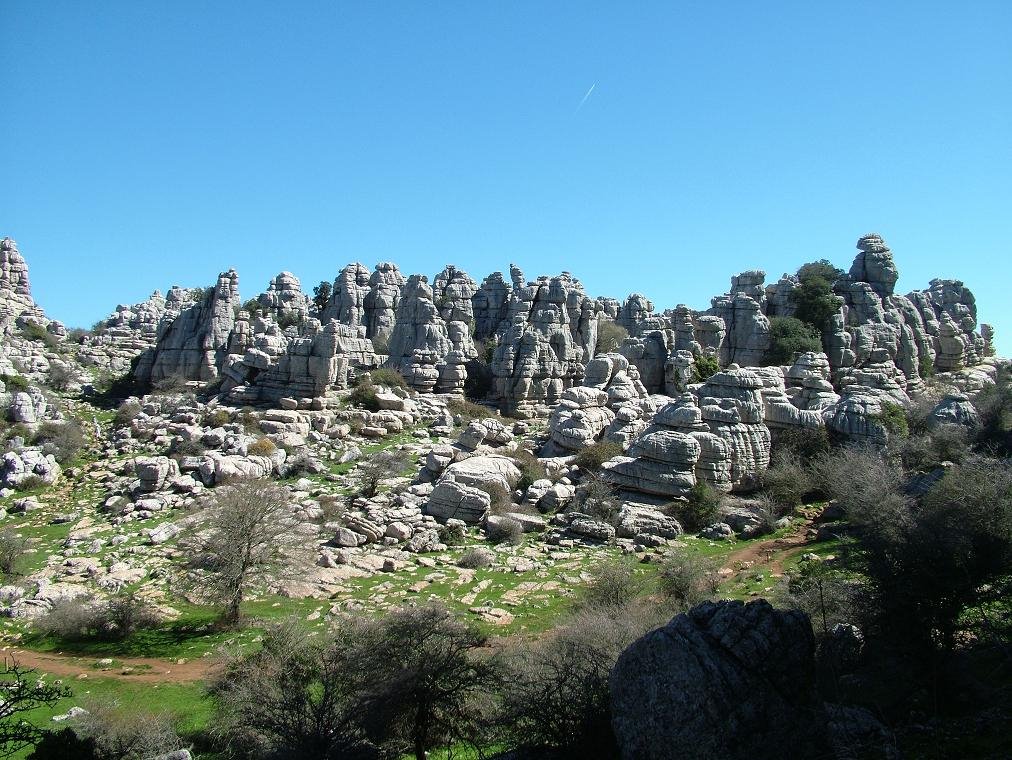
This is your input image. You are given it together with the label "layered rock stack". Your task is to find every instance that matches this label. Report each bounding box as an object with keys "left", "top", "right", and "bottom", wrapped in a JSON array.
[
  {"left": 364, "top": 262, "right": 404, "bottom": 343},
  {"left": 385, "top": 275, "right": 471, "bottom": 393},
  {"left": 257, "top": 271, "right": 309, "bottom": 324},
  {"left": 707, "top": 270, "right": 772, "bottom": 366},
  {"left": 322, "top": 263, "right": 372, "bottom": 330},
  {"left": 432, "top": 265, "right": 479, "bottom": 326},
  {"left": 471, "top": 272, "right": 512, "bottom": 343},
  {"left": 0, "top": 237, "right": 49, "bottom": 337},
  {"left": 491, "top": 268, "right": 600, "bottom": 416},
  {"left": 134, "top": 269, "right": 240, "bottom": 385}
]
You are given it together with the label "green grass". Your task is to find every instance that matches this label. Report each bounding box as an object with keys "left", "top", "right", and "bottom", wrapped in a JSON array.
[{"left": 9, "top": 677, "right": 213, "bottom": 760}]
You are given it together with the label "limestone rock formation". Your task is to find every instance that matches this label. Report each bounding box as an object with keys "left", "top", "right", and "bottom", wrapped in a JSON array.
[
  {"left": 491, "top": 268, "right": 600, "bottom": 416},
  {"left": 707, "top": 271, "right": 771, "bottom": 366},
  {"left": 432, "top": 265, "right": 479, "bottom": 326},
  {"left": 0, "top": 237, "right": 48, "bottom": 336},
  {"left": 364, "top": 262, "right": 405, "bottom": 342},
  {"left": 471, "top": 272, "right": 512, "bottom": 343},
  {"left": 385, "top": 275, "right": 473, "bottom": 393},
  {"left": 603, "top": 366, "right": 771, "bottom": 496},
  {"left": 257, "top": 272, "right": 309, "bottom": 323},
  {"left": 322, "top": 263, "right": 371, "bottom": 330},
  {"left": 609, "top": 600, "right": 830, "bottom": 760}
]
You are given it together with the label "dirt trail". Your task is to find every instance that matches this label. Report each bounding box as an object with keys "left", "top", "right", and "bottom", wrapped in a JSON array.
[
  {"left": 720, "top": 512, "right": 819, "bottom": 577},
  {"left": 3, "top": 647, "right": 218, "bottom": 684}
]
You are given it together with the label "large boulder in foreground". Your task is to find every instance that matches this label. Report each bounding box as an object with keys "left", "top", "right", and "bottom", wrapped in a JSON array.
[{"left": 609, "top": 600, "right": 829, "bottom": 760}]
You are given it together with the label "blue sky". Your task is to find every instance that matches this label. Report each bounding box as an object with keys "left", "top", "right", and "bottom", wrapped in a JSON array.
[{"left": 3, "top": 2, "right": 1010, "bottom": 354}]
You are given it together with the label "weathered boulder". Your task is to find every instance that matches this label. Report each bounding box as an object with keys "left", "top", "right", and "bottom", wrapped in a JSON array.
[{"left": 609, "top": 600, "right": 830, "bottom": 760}]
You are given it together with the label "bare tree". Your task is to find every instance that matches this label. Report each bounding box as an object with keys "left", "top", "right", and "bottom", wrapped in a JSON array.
[
  {"left": 0, "top": 657, "right": 71, "bottom": 756},
  {"left": 181, "top": 479, "right": 314, "bottom": 626},
  {"left": 355, "top": 448, "right": 412, "bottom": 498}
]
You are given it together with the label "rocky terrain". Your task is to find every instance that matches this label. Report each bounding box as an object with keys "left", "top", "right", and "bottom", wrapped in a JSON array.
[{"left": 0, "top": 231, "right": 1008, "bottom": 759}]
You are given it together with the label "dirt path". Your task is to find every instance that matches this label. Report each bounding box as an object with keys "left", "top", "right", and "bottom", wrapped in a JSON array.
[
  {"left": 2, "top": 646, "right": 218, "bottom": 684},
  {"left": 720, "top": 512, "right": 819, "bottom": 577}
]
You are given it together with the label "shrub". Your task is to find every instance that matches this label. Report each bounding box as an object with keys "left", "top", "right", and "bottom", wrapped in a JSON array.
[
  {"left": 973, "top": 366, "right": 1012, "bottom": 456},
  {"left": 761, "top": 450, "right": 812, "bottom": 508},
  {"left": 495, "top": 606, "right": 657, "bottom": 757},
  {"left": 46, "top": 363, "right": 75, "bottom": 392},
  {"left": 349, "top": 380, "right": 381, "bottom": 412},
  {"left": 368, "top": 367, "right": 408, "bottom": 389},
  {"left": 114, "top": 399, "right": 142, "bottom": 427},
  {"left": 203, "top": 408, "right": 231, "bottom": 428},
  {"left": 0, "top": 374, "right": 30, "bottom": 392},
  {"left": 277, "top": 311, "right": 302, "bottom": 329},
  {"left": 572, "top": 440, "right": 623, "bottom": 472},
  {"left": 657, "top": 547, "right": 719, "bottom": 610},
  {"left": 463, "top": 357, "right": 493, "bottom": 401},
  {"left": 0, "top": 529, "right": 28, "bottom": 578},
  {"left": 810, "top": 445, "right": 907, "bottom": 529},
  {"left": 170, "top": 437, "right": 206, "bottom": 458},
  {"left": 771, "top": 426, "right": 830, "bottom": 463},
  {"left": 247, "top": 436, "right": 277, "bottom": 457},
  {"left": 15, "top": 475, "right": 47, "bottom": 492},
  {"left": 151, "top": 374, "right": 188, "bottom": 394},
  {"left": 673, "top": 481, "right": 722, "bottom": 532},
  {"left": 876, "top": 401, "right": 909, "bottom": 438},
  {"left": 486, "top": 515, "right": 523, "bottom": 545},
  {"left": 356, "top": 449, "right": 412, "bottom": 497},
  {"left": 766, "top": 316, "right": 823, "bottom": 366},
  {"left": 595, "top": 319, "right": 628, "bottom": 354},
  {"left": 438, "top": 521, "right": 466, "bottom": 546},
  {"left": 791, "top": 259, "right": 844, "bottom": 331},
  {"left": 578, "top": 475, "right": 621, "bottom": 525},
  {"left": 33, "top": 420, "right": 85, "bottom": 464},
  {"left": 447, "top": 397, "right": 495, "bottom": 420},
  {"left": 73, "top": 699, "right": 182, "bottom": 760},
  {"left": 458, "top": 547, "right": 494, "bottom": 569},
  {"left": 778, "top": 559, "right": 866, "bottom": 640},
  {"left": 36, "top": 597, "right": 101, "bottom": 641},
  {"left": 692, "top": 353, "right": 721, "bottom": 383},
  {"left": 20, "top": 323, "right": 58, "bottom": 348},
  {"left": 312, "top": 280, "right": 332, "bottom": 312},
  {"left": 240, "top": 297, "right": 261, "bottom": 315},
  {"left": 751, "top": 493, "right": 787, "bottom": 537},
  {"left": 478, "top": 481, "right": 514, "bottom": 516},
  {"left": 510, "top": 448, "right": 548, "bottom": 491},
  {"left": 919, "top": 353, "right": 935, "bottom": 379},
  {"left": 579, "top": 560, "right": 645, "bottom": 610},
  {"left": 101, "top": 590, "right": 161, "bottom": 640}
]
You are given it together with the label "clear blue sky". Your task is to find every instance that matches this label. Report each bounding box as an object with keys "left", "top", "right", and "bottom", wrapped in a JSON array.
[{"left": 3, "top": 2, "right": 1010, "bottom": 355}]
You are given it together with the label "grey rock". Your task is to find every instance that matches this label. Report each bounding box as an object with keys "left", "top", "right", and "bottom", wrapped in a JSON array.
[{"left": 609, "top": 599, "right": 830, "bottom": 760}]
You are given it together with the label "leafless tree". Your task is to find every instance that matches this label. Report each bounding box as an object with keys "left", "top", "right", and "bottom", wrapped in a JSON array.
[
  {"left": 181, "top": 478, "right": 314, "bottom": 626},
  {"left": 0, "top": 657, "right": 70, "bottom": 756}
]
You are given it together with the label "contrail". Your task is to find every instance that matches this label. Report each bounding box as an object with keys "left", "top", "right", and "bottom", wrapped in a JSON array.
[{"left": 576, "top": 83, "right": 596, "bottom": 112}]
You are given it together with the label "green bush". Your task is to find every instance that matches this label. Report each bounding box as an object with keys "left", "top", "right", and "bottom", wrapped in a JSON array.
[
  {"left": 240, "top": 298, "right": 261, "bottom": 315},
  {"left": 0, "top": 374, "right": 30, "bottom": 392},
  {"left": 204, "top": 409, "right": 232, "bottom": 428},
  {"left": 0, "top": 529, "right": 28, "bottom": 579},
  {"left": 876, "top": 401, "right": 909, "bottom": 438},
  {"left": 487, "top": 515, "right": 523, "bottom": 545},
  {"left": 766, "top": 316, "right": 823, "bottom": 366},
  {"left": 771, "top": 426, "right": 830, "bottom": 463},
  {"left": 19, "top": 323, "right": 58, "bottom": 348},
  {"left": 791, "top": 259, "right": 843, "bottom": 331},
  {"left": 349, "top": 378, "right": 381, "bottom": 411},
  {"left": 151, "top": 374, "right": 188, "bottom": 394},
  {"left": 579, "top": 560, "right": 645, "bottom": 610},
  {"left": 595, "top": 319, "right": 629, "bottom": 354},
  {"left": 312, "top": 280, "right": 332, "bottom": 312},
  {"left": 463, "top": 357, "right": 493, "bottom": 401},
  {"left": 478, "top": 481, "right": 515, "bottom": 516},
  {"left": 510, "top": 448, "right": 548, "bottom": 491},
  {"left": 692, "top": 354, "right": 721, "bottom": 383},
  {"left": 458, "top": 547, "right": 494, "bottom": 569},
  {"left": 33, "top": 421, "right": 86, "bottom": 464},
  {"left": 761, "top": 451, "right": 812, "bottom": 508},
  {"left": 114, "top": 399, "right": 142, "bottom": 427},
  {"left": 247, "top": 436, "right": 277, "bottom": 457},
  {"left": 919, "top": 353, "right": 935, "bottom": 379},
  {"left": 572, "top": 440, "right": 623, "bottom": 472},
  {"left": 447, "top": 397, "right": 495, "bottom": 420},
  {"left": 673, "top": 481, "right": 723, "bottom": 532},
  {"left": 277, "top": 311, "right": 302, "bottom": 329},
  {"left": 368, "top": 367, "right": 408, "bottom": 389},
  {"left": 657, "top": 547, "right": 719, "bottom": 610}
]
